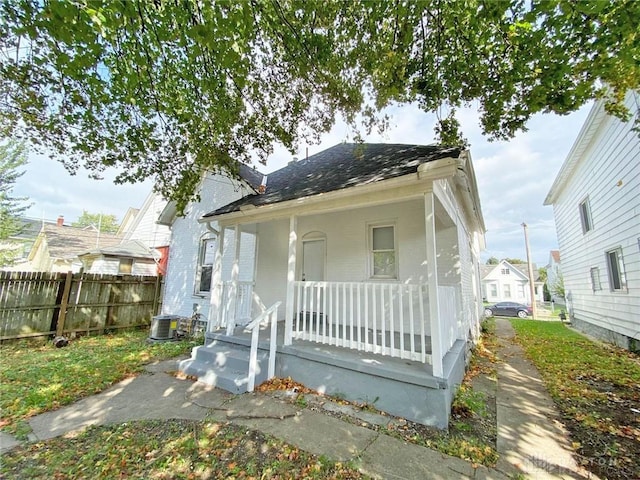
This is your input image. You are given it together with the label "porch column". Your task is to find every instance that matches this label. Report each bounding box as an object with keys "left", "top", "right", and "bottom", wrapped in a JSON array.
[
  {"left": 284, "top": 215, "right": 297, "bottom": 345},
  {"left": 226, "top": 224, "right": 242, "bottom": 336},
  {"left": 209, "top": 226, "right": 225, "bottom": 332},
  {"left": 424, "top": 192, "right": 444, "bottom": 377}
]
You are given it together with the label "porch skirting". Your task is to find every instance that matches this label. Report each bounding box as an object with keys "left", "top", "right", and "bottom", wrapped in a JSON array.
[
  {"left": 198, "top": 329, "right": 468, "bottom": 428},
  {"left": 278, "top": 339, "right": 468, "bottom": 429}
]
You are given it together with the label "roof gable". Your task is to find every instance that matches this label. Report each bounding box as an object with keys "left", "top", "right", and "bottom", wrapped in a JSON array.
[{"left": 205, "top": 143, "right": 462, "bottom": 217}]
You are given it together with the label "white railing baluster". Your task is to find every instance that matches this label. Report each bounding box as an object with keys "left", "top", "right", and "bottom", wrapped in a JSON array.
[
  {"left": 419, "top": 285, "right": 426, "bottom": 364},
  {"left": 399, "top": 285, "right": 405, "bottom": 358},
  {"left": 389, "top": 283, "right": 394, "bottom": 355},
  {"left": 289, "top": 281, "right": 432, "bottom": 366},
  {"left": 364, "top": 283, "right": 369, "bottom": 351},
  {"left": 409, "top": 286, "right": 415, "bottom": 358}
]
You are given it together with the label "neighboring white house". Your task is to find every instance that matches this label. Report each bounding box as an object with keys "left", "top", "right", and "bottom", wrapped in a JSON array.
[
  {"left": 77, "top": 240, "right": 158, "bottom": 275},
  {"left": 121, "top": 191, "right": 171, "bottom": 249},
  {"left": 157, "top": 165, "right": 263, "bottom": 320},
  {"left": 481, "top": 259, "right": 543, "bottom": 304},
  {"left": 179, "top": 143, "right": 486, "bottom": 428},
  {"left": 546, "top": 250, "right": 564, "bottom": 304},
  {"left": 544, "top": 90, "right": 640, "bottom": 351}
]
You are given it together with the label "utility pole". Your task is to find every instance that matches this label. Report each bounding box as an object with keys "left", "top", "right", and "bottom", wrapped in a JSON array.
[{"left": 522, "top": 222, "right": 538, "bottom": 319}]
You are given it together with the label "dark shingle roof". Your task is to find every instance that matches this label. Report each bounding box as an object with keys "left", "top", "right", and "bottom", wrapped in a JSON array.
[{"left": 205, "top": 143, "right": 462, "bottom": 217}]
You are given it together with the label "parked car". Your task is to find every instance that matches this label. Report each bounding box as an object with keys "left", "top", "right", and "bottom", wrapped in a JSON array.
[{"left": 484, "top": 302, "right": 532, "bottom": 318}]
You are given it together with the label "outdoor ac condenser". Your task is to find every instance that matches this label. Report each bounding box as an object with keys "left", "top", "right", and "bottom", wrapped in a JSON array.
[{"left": 149, "top": 315, "right": 179, "bottom": 341}]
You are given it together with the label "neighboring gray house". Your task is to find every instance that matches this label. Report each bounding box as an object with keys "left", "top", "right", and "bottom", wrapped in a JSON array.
[
  {"left": 544, "top": 91, "right": 639, "bottom": 351},
  {"left": 179, "top": 143, "right": 486, "bottom": 428},
  {"left": 481, "top": 259, "right": 543, "bottom": 305}
]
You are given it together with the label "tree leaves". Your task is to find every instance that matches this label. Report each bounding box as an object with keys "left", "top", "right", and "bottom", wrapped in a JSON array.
[{"left": 1, "top": 1, "right": 638, "bottom": 211}]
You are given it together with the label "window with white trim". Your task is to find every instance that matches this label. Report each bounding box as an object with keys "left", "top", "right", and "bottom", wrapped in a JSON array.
[
  {"left": 196, "top": 236, "right": 217, "bottom": 294},
  {"left": 579, "top": 197, "right": 593, "bottom": 234},
  {"left": 501, "top": 268, "right": 510, "bottom": 275},
  {"left": 605, "top": 248, "right": 627, "bottom": 292},
  {"left": 489, "top": 283, "right": 497, "bottom": 297},
  {"left": 503, "top": 284, "right": 511, "bottom": 298},
  {"left": 370, "top": 224, "right": 397, "bottom": 279},
  {"left": 590, "top": 267, "right": 601, "bottom": 292}
]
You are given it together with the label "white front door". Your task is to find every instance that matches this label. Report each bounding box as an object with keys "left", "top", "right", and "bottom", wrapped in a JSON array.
[{"left": 302, "top": 239, "right": 325, "bottom": 282}]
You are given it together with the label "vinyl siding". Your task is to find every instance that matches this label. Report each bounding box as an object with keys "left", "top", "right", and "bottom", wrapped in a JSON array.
[{"left": 552, "top": 92, "right": 640, "bottom": 344}]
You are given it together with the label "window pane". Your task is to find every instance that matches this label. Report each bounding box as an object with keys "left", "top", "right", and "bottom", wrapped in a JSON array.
[
  {"left": 202, "top": 239, "right": 217, "bottom": 265},
  {"left": 119, "top": 259, "right": 133, "bottom": 274},
  {"left": 199, "top": 265, "right": 212, "bottom": 292},
  {"left": 373, "top": 251, "right": 395, "bottom": 277},
  {"left": 607, "top": 251, "right": 622, "bottom": 290},
  {"left": 372, "top": 226, "right": 394, "bottom": 250}
]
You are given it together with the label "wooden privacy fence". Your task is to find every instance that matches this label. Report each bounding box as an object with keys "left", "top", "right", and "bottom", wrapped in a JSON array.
[{"left": 0, "top": 271, "right": 163, "bottom": 341}]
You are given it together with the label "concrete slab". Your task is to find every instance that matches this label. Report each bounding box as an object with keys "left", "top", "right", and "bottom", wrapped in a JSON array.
[
  {"left": 28, "top": 370, "right": 231, "bottom": 442},
  {"left": 229, "top": 398, "right": 378, "bottom": 462},
  {"left": 0, "top": 431, "right": 21, "bottom": 455},
  {"left": 495, "top": 319, "right": 592, "bottom": 479},
  {"left": 359, "top": 433, "right": 477, "bottom": 479}
]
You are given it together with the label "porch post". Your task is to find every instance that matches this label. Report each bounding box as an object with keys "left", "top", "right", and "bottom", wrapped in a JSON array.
[
  {"left": 226, "top": 224, "right": 242, "bottom": 335},
  {"left": 424, "top": 192, "right": 444, "bottom": 377},
  {"left": 284, "top": 215, "right": 297, "bottom": 345},
  {"left": 210, "top": 226, "right": 225, "bottom": 332}
]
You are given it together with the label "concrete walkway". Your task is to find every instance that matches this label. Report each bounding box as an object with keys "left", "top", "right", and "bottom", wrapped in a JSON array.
[{"left": 1, "top": 320, "right": 594, "bottom": 479}]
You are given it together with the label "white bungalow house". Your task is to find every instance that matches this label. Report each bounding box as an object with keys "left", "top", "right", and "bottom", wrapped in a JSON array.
[
  {"left": 179, "top": 143, "right": 486, "bottom": 428},
  {"left": 544, "top": 91, "right": 639, "bottom": 351},
  {"left": 481, "top": 259, "right": 544, "bottom": 305}
]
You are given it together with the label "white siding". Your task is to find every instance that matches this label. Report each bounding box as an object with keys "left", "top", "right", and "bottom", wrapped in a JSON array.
[
  {"left": 124, "top": 193, "right": 171, "bottom": 248},
  {"left": 552, "top": 92, "right": 640, "bottom": 344},
  {"left": 482, "top": 261, "right": 531, "bottom": 304},
  {"left": 161, "top": 174, "right": 255, "bottom": 318}
]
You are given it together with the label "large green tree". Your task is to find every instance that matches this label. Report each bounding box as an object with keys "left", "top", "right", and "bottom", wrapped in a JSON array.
[
  {"left": 0, "top": 140, "right": 29, "bottom": 266},
  {"left": 72, "top": 210, "right": 119, "bottom": 234},
  {"left": 1, "top": 1, "right": 638, "bottom": 211}
]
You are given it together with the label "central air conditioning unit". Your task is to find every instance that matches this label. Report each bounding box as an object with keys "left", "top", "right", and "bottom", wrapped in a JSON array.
[{"left": 149, "top": 315, "right": 180, "bottom": 341}]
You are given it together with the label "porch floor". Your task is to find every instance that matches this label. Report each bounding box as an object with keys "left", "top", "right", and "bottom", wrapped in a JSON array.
[{"left": 206, "top": 320, "right": 439, "bottom": 387}]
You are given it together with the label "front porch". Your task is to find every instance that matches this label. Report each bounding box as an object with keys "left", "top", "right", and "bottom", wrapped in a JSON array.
[{"left": 181, "top": 318, "right": 468, "bottom": 428}]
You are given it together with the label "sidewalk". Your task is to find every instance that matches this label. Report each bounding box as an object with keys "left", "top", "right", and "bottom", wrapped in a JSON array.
[{"left": 1, "top": 320, "right": 592, "bottom": 479}]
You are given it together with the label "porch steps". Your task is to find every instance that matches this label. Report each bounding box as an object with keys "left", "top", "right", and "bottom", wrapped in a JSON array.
[{"left": 178, "top": 341, "right": 269, "bottom": 394}]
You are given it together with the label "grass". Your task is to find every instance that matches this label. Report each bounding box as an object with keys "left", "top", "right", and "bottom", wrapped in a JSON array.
[
  {"left": 510, "top": 320, "right": 640, "bottom": 480},
  {"left": 0, "top": 419, "right": 367, "bottom": 479},
  {"left": 0, "top": 330, "right": 196, "bottom": 437},
  {"left": 0, "top": 330, "right": 368, "bottom": 479}
]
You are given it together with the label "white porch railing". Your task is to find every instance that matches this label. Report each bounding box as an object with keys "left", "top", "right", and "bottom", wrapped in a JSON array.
[
  {"left": 292, "top": 281, "right": 431, "bottom": 363},
  {"left": 219, "top": 281, "right": 254, "bottom": 327},
  {"left": 244, "top": 301, "right": 280, "bottom": 392}
]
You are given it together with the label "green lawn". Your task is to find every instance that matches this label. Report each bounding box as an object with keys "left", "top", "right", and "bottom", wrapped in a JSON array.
[
  {"left": 0, "top": 330, "right": 196, "bottom": 437},
  {"left": 510, "top": 320, "right": 640, "bottom": 480},
  {"left": 0, "top": 330, "right": 367, "bottom": 479}
]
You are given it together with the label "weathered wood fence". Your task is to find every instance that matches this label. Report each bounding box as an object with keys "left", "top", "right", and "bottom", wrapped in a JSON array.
[{"left": 0, "top": 271, "right": 163, "bottom": 341}]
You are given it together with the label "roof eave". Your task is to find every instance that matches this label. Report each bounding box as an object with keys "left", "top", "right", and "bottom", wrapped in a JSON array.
[{"left": 544, "top": 100, "right": 605, "bottom": 205}]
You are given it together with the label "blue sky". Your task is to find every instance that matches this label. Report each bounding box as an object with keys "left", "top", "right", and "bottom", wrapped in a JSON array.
[{"left": 13, "top": 102, "right": 591, "bottom": 266}]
